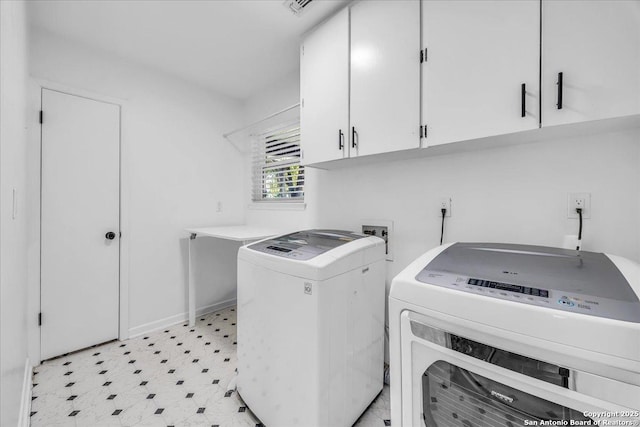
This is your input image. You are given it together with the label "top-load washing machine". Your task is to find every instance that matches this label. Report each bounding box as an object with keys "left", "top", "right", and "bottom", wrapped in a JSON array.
[
  {"left": 237, "top": 229, "right": 386, "bottom": 427},
  {"left": 389, "top": 242, "right": 640, "bottom": 426}
]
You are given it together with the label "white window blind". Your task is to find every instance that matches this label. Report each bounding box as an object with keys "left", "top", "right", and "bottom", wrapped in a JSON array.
[{"left": 251, "top": 120, "right": 304, "bottom": 202}]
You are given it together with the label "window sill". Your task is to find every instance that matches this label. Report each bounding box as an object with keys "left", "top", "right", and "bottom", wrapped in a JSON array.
[{"left": 248, "top": 202, "right": 307, "bottom": 211}]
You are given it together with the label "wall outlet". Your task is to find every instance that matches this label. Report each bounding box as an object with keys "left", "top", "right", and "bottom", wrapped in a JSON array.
[
  {"left": 439, "top": 197, "right": 452, "bottom": 217},
  {"left": 567, "top": 193, "right": 591, "bottom": 219},
  {"left": 361, "top": 218, "right": 394, "bottom": 261}
]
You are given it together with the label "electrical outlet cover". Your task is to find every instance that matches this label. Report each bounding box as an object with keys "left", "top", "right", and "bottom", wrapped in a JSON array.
[
  {"left": 439, "top": 197, "right": 452, "bottom": 217},
  {"left": 567, "top": 193, "right": 591, "bottom": 219}
]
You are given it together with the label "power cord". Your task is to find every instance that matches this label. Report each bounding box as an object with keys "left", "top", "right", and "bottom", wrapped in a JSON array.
[
  {"left": 576, "top": 207, "right": 583, "bottom": 250},
  {"left": 440, "top": 208, "right": 447, "bottom": 245}
]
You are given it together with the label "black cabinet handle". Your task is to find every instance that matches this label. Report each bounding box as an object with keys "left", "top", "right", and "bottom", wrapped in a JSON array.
[
  {"left": 338, "top": 129, "right": 344, "bottom": 150},
  {"left": 521, "top": 83, "right": 526, "bottom": 118},
  {"left": 105, "top": 232, "right": 116, "bottom": 240},
  {"left": 351, "top": 126, "right": 357, "bottom": 148},
  {"left": 557, "top": 72, "right": 563, "bottom": 110}
]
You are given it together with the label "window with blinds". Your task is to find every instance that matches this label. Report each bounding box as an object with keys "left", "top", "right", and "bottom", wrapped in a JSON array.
[{"left": 251, "top": 121, "right": 304, "bottom": 202}]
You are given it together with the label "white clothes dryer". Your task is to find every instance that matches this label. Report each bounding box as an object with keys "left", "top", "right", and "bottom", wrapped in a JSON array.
[
  {"left": 237, "top": 229, "right": 386, "bottom": 427},
  {"left": 389, "top": 242, "right": 640, "bottom": 427}
]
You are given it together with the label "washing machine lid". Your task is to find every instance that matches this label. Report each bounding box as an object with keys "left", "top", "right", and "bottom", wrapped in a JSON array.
[
  {"left": 247, "top": 229, "right": 366, "bottom": 261},
  {"left": 415, "top": 242, "right": 640, "bottom": 323}
]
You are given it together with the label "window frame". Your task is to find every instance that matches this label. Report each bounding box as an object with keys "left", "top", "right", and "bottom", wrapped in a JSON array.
[{"left": 250, "top": 118, "right": 305, "bottom": 205}]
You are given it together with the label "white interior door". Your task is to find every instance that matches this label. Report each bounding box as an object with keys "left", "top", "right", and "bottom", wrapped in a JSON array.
[
  {"left": 542, "top": 0, "right": 640, "bottom": 127},
  {"left": 41, "top": 89, "right": 120, "bottom": 360},
  {"left": 300, "top": 7, "right": 350, "bottom": 165},
  {"left": 422, "top": 0, "right": 540, "bottom": 146},
  {"left": 350, "top": 0, "right": 421, "bottom": 157}
]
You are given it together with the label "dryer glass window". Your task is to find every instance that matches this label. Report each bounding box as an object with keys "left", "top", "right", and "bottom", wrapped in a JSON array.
[
  {"left": 422, "top": 360, "right": 593, "bottom": 427},
  {"left": 409, "top": 321, "right": 571, "bottom": 388},
  {"left": 449, "top": 335, "right": 570, "bottom": 388}
]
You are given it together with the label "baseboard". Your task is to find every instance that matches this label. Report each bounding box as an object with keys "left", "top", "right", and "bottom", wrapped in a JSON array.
[
  {"left": 194, "top": 299, "right": 236, "bottom": 320},
  {"left": 128, "top": 298, "right": 236, "bottom": 339},
  {"left": 17, "top": 358, "right": 32, "bottom": 427}
]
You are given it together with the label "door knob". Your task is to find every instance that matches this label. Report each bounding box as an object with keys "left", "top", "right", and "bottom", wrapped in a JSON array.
[{"left": 105, "top": 232, "right": 116, "bottom": 240}]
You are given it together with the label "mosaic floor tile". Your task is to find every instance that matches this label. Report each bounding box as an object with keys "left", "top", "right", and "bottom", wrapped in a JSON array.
[{"left": 31, "top": 306, "right": 390, "bottom": 426}]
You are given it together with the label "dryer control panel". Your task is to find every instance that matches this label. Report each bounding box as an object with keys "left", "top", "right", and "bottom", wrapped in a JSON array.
[
  {"left": 415, "top": 243, "right": 640, "bottom": 323},
  {"left": 466, "top": 278, "right": 549, "bottom": 298}
]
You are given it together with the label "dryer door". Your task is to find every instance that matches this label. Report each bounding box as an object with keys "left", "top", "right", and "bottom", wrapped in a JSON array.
[
  {"left": 422, "top": 360, "right": 591, "bottom": 426},
  {"left": 398, "top": 311, "right": 638, "bottom": 427}
]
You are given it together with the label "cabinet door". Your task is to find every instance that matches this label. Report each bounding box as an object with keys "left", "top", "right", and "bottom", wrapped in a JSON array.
[
  {"left": 300, "top": 8, "right": 349, "bottom": 165},
  {"left": 423, "top": 0, "right": 540, "bottom": 147},
  {"left": 350, "top": 0, "right": 420, "bottom": 157},
  {"left": 542, "top": 0, "right": 640, "bottom": 127}
]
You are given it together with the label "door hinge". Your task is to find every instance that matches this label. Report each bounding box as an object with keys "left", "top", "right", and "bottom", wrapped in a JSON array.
[
  {"left": 38, "top": 312, "right": 42, "bottom": 326},
  {"left": 420, "top": 48, "right": 427, "bottom": 63},
  {"left": 421, "top": 125, "right": 427, "bottom": 139},
  {"left": 39, "top": 110, "right": 43, "bottom": 124}
]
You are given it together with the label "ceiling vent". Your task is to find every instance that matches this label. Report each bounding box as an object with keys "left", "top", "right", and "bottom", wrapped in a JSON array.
[{"left": 283, "top": 0, "right": 313, "bottom": 16}]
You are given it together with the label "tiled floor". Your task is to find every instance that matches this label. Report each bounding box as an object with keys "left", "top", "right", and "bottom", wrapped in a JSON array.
[{"left": 31, "top": 306, "right": 390, "bottom": 426}]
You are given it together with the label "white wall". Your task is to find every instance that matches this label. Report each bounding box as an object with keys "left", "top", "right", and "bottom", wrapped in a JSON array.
[
  {"left": 317, "top": 128, "right": 640, "bottom": 282},
  {"left": 28, "top": 29, "right": 247, "bottom": 355},
  {"left": 1, "top": 1, "right": 30, "bottom": 425},
  {"left": 243, "top": 69, "right": 301, "bottom": 125}
]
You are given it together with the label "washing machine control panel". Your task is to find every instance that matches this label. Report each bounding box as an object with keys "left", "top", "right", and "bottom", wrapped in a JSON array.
[
  {"left": 259, "top": 245, "right": 307, "bottom": 259},
  {"left": 266, "top": 245, "right": 292, "bottom": 253},
  {"left": 249, "top": 229, "right": 366, "bottom": 261}
]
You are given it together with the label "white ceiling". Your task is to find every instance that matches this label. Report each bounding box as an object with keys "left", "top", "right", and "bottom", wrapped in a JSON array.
[{"left": 27, "top": 0, "right": 348, "bottom": 100}]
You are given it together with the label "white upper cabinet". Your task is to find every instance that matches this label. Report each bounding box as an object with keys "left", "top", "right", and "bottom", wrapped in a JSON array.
[
  {"left": 350, "top": 0, "right": 421, "bottom": 157},
  {"left": 300, "top": 8, "right": 350, "bottom": 166},
  {"left": 300, "top": 1, "right": 420, "bottom": 165},
  {"left": 301, "top": 0, "right": 640, "bottom": 167},
  {"left": 422, "top": 0, "right": 540, "bottom": 147},
  {"left": 542, "top": 0, "right": 640, "bottom": 127}
]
